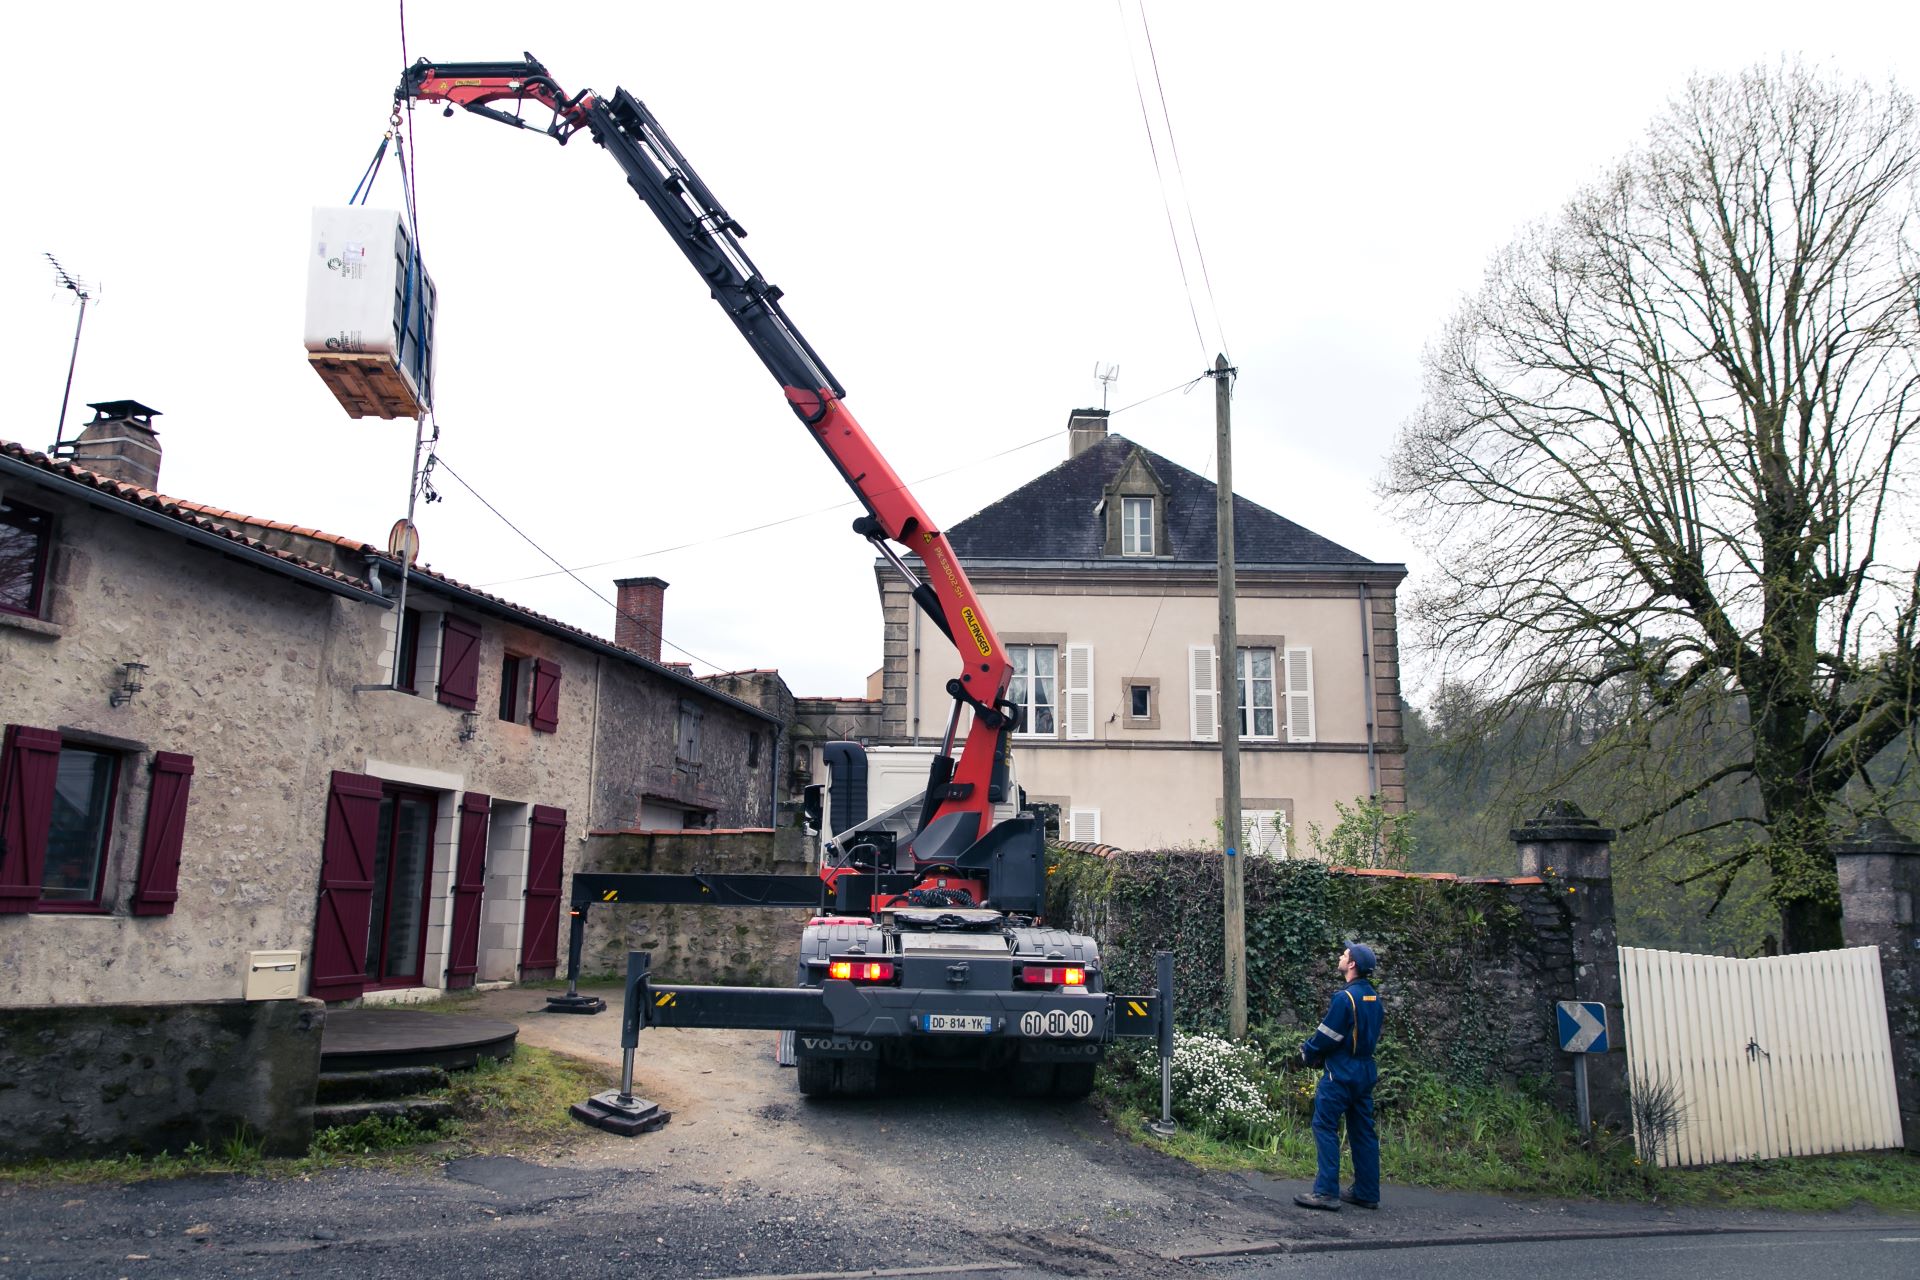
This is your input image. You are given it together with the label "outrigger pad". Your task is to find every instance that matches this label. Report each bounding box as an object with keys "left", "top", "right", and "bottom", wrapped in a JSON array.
[
  {"left": 545, "top": 993, "right": 607, "bottom": 1015},
  {"left": 571, "top": 1090, "right": 672, "bottom": 1137}
]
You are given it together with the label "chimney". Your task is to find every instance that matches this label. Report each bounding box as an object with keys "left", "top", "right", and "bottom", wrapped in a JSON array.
[
  {"left": 1067, "top": 407, "right": 1109, "bottom": 460},
  {"left": 614, "top": 576, "right": 668, "bottom": 662},
  {"left": 68, "top": 400, "right": 163, "bottom": 490}
]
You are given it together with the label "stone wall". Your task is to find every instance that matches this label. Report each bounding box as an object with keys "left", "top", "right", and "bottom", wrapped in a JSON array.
[
  {"left": 0, "top": 998, "right": 324, "bottom": 1159},
  {"left": 576, "top": 827, "right": 814, "bottom": 986},
  {"left": 1836, "top": 820, "right": 1920, "bottom": 1154},
  {"left": 1050, "top": 803, "right": 1624, "bottom": 1122}
]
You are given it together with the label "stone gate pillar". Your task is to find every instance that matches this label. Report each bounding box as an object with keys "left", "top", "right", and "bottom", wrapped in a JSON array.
[
  {"left": 1512, "top": 801, "right": 1625, "bottom": 1128},
  {"left": 1835, "top": 818, "right": 1920, "bottom": 1153}
]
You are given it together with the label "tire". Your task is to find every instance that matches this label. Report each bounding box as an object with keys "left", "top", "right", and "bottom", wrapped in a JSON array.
[
  {"left": 796, "top": 1054, "right": 836, "bottom": 1098},
  {"left": 1052, "top": 1063, "right": 1096, "bottom": 1100},
  {"left": 838, "top": 1056, "right": 880, "bottom": 1097}
]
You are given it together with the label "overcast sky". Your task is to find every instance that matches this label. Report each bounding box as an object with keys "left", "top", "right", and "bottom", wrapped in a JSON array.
[{"left": 8, "top": 2, "right": 1918, "bottom": 699}]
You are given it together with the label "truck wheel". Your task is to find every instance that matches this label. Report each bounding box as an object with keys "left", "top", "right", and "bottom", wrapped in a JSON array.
[
  {"left": 796, "top": 1055, "right": 836, "bottom": 1098},
  {"left": 1010, "top": 1062, "right": 1056, "bottom": 1097},
  {"left": 838, "top": 1057, "right": 880, "bottom": 1097},
  {"left": 1052, "top": 1063, "right": 1096, "bottom": 1100}
]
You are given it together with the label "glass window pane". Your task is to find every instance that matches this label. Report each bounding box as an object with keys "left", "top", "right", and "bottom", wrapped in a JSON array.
[
  {"left": 41, "top": 749, "right": 116, "bottom": 903},
  {"left": 1130, "top": 685, "right": 1150, "bottom": 717},
  {"left": 382, "top": 796, "right": 434, "bottom": 980},
  {"left": 366, "top": 799, "right": 397, "bottom": 980},
  {"left": 0, "top": 502, "right": 49, "bottom": 615}
]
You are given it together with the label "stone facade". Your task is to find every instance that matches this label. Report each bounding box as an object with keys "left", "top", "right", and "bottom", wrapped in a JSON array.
[
  {"left": 1, "top": 439, "right": 780, "bottom": 1008},
  {"left": 0, "top": 998, "right": 325, "bottom": 1158}
]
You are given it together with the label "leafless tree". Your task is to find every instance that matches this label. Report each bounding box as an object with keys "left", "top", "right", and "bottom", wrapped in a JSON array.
[{"left": 1385, "top": 63, "right": 1920, "bottom": 952}]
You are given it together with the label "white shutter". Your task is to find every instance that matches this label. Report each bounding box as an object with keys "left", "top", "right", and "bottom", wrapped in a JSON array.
[
  {"left": 1243, "top": 809, "right": 1288, "bottom": 858},
  {"left": 1285, "top": 646, "right": 1316, "bottom": 743},
  {"left": 1068, "top": 808, "right": 1101, "bottom": 842},
  {"left": 1064, "top": 644, "right": 1095, "bottom": 740},
  {"left": 1189, "top": 644, "right": 1218, "bottom": 742}
]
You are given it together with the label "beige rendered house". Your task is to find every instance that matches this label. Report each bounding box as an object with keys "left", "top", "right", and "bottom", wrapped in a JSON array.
[{"left": 875, "top": 410, "right": 1407, "bottom": 854}]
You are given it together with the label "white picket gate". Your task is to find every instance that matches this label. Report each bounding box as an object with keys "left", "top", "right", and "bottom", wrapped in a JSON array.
[{"left": 1618, "top": 945, "right": 1903, "bottom": 1166}]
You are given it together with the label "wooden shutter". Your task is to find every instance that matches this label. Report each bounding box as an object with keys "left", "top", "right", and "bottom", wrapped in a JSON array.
[
  {"left": 1064, "top": 644, "right": 1094, "bottom": 740},
  {"left": 311, "top": 771, "right": 383, "bottom": 1001},
  {"left": 0, "top": 725, "right": 62, "bottom": 914},
  {"left": 445, "top": 791, "right": 491, "bottom": 989},
  {"left": 1285, "top": 646, "right": 1316, "bottom": 743},
  {"left": 130, "top": 752, "right": 195, "bottom": 916},
  {"left": 520, "top": 804, "right": 567, "bottom": 975},
  {"left": 1188, "top": 645, "right": 1218, "bottom": 742},
  {"left": 529, "top": 658, "right": 561, "bottom": 733},
  {"left": 437, "top": 615, "right": 481, "bottom": 710},
  {"left": 1243, "top": 809, "right": 1287, "bottom": 858}
]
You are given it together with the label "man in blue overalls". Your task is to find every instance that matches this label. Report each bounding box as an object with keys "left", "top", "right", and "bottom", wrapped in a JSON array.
[{"left": 1294, "top": 942, "right": 1383, "bottom": 1211}]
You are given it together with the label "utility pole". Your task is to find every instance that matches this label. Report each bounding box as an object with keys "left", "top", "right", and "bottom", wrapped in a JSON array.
[{"left": 1213, "top": 352, "right": 1246, "bottom": 1039}]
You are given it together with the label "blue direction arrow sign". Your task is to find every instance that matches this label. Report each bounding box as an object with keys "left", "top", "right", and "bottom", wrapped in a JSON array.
[{"left": 1557, "top": 1000, "right": 1609, "bottom": 1054}]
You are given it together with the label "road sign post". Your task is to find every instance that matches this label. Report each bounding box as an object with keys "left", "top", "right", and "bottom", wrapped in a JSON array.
[{"left": 1557, "top": 1000, "right": 1609, "bottom": 1137}]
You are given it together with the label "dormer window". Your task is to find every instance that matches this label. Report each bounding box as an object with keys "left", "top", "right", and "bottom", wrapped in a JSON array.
[{"left": 1121, "top": 496, "right": 1154, "bottom": 556}]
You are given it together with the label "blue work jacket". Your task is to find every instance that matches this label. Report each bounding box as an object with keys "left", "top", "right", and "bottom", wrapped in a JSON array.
[{"left": 1299, "top": 977, "right": 1382, "bottom": 1088}]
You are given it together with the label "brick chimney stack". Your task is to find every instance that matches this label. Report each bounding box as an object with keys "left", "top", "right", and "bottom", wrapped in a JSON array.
[
  {"left": 614, "top": 577, "right": 668, "bottom": 662},
  {"left": 69, "top": 400, "right": 163, "bottom": 490},
  {"left": 1067, "top": 407, "right": 1109, "bottom": 460}
]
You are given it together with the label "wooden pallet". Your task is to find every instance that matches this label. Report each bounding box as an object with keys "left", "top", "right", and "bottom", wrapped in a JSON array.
[{"left": 308, "top": 351, "right": 426, "bottom": 420}]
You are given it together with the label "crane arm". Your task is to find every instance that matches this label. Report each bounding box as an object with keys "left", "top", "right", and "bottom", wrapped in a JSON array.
[{"left": 399, "top": 57, "right": 1018, "bottom": 866}]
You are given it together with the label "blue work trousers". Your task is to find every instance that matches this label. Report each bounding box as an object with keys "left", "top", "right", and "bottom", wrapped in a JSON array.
[{"left": 1311, "top": 1072, "right": 1379, "bottom": 1201}]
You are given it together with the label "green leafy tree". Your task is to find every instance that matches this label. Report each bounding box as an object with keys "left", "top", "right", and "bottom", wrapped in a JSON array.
[
  {"left": 1310, "top": 795, "right": 1417, "bottom": 871},
  {"left": 1385, "top": 63, "right": 1920, "bottom": 951}
]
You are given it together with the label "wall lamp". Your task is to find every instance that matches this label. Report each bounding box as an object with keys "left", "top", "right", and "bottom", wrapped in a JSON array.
[
  {"left": 109, "top": 661, "right": 149, "bottom": 708},
  {"left": 459, "top": 710, "right": 479, "bottom": 742}
]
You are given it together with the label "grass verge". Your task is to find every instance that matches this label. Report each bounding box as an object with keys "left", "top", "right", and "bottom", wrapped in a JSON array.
[
  {"left": 0, "top": 1045, "right": 613, "bottom": 1188},
  {"left": 1100, "top": 1032, "right": 1920, "bottom": 1214}
]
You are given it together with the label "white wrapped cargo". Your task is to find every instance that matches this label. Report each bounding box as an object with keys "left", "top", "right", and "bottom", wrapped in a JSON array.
[{"left": 303, "top": 207, "right": 437, "bottom": 419}]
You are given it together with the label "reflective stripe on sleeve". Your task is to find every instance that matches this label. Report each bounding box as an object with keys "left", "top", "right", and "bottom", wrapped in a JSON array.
[{"left": 1316, "top": 1022, "right": 1344, "bottom": 1041}]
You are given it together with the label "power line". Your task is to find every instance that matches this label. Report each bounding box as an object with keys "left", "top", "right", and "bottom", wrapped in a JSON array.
[
  {"left": 1136, "top": 1, "right": 1230, "bottom": 362},
  {"left": 1118, "top": 0, "right": 1209, "bottom": 361}
]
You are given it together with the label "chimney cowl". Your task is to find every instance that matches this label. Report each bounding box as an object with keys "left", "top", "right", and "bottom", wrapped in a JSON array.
[{"left": 68, "top": 399, "right": 164, "bottom": 490}]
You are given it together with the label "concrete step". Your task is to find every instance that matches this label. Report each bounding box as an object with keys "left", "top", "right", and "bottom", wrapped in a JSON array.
[
  {"left": 312, "top": 1097, "right": 457, "bottom": 1132},
  {"left": 317, "top": 1065, "right": 450, "bottom": 1103}
]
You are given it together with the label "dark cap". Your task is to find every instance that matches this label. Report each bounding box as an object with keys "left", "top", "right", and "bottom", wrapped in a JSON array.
[{"left": 1345, "top": 942, "right": 1377, "bottom": 973}]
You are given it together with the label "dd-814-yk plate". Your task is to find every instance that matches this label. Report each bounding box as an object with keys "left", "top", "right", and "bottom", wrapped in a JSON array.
[{"left": 919, "top": 1013, "right": 993, "bottom": 1033}]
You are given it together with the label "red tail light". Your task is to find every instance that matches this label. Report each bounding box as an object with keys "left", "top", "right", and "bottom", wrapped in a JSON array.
[
  {"left": 828, "top": 959, "right": 896, "bottom": 982},
  {"left": 1020, "top": 964, "right": 1086, "bottom": 987}
]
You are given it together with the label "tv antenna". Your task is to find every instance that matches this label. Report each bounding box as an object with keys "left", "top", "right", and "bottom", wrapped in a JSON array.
[
  {"left": 1093, "top": 361, "right": 1120, "bottom": 410},
  {"left": 47, "top": 253, "right": 98, "bottom": 457}
]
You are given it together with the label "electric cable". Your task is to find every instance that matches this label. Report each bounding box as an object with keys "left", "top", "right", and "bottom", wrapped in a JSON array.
[{"left": 1117, "top": 0, "right": 1209, "bottom": 361}]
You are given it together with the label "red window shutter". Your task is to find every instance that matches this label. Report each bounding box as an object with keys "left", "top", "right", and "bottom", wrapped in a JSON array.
[
  {"left": 446, "top": 791, "right": 491, "bottom": 989},
  {"left": 130, "top": 752, "right": 195, "bottom": 916},
  {"left": 0, "top": 725, "right": 62, "bottom": 914},
  {"left": 437, "top": 615, "right": 481, "bottom": 710},
  {"left": 530, "top": 659, "right": 561, "bottom": 734},
  {"left": 311, "top": 771, "right": 383, "bottom": 1001},
  {"left": 519, "top": 804, "right": 567, "bottom": 975}
]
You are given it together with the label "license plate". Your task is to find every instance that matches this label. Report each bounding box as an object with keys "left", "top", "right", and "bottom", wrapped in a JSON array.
[{"left": 923, "top": 1013, "right": 993, "bottom": 1033}]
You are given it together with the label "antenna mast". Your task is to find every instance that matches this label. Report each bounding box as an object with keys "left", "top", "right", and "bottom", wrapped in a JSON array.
[
  {"left": 1093, "top": 361, "right": 1120, "bottom": 410},
  {"left": 47, "top": 253, "right": 95, "bottom": 457}
]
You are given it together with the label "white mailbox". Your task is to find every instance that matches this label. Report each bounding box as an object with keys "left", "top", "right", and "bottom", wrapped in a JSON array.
[
  {"left": 303, "top": 206, "right": 436, "bottom": 420},
  {"left": 245, "top": 950, "right": 302, "bottom": 1001}
]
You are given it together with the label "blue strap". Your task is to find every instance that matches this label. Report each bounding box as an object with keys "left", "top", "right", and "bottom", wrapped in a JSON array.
[{"left": 349, "top": 133, "right": 391, "bottom": 206}]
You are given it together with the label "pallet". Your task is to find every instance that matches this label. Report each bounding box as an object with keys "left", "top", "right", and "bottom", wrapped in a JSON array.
[{"left": 308, "top": 351, "right": 426, "bottom": 420}]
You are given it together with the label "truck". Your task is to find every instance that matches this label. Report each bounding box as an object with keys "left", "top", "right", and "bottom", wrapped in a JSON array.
[{"left": 395, "top": 56, "right": 1168, "bottom": 1128}]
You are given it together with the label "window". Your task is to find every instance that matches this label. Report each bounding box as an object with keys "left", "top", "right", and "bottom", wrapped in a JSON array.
[
  {"left": 0, "top": 727, "right": 191, "bottom": 916},
  {"left": 1238, "top": 648, "right": 1278, "bottom": 740},
  {"left": 1242, "top": 809, "right": 1289, "bottom": 858},
  {"left": 748, "top": 732, "right": 762, "bottom": 768},
  {"left": 499, "top": 653, "right": 528, "bottom": 722},
  {"left": 365, "top": 788, "right": 437, "bottom": 986},
  {"left": 1121, "top": 496, "right": 1154, "bottom": 556},
  {"left": 396, "top": 608, "right": 423, "bottom": 693},
  {"left": 1009, "top": 645, "right": 1057, "bottom": 736},
  {"left": 676, "top": 702, "right": 703, "bottom": 764},
  {"left": 1130, "top": 684, "right": 1151, "bottom": 719},
  {"left": 0, "top": 499, "right": 53, "bottom": 618},
  {"left": 39, "top": 746, "right": 120, "bottom": 910}
]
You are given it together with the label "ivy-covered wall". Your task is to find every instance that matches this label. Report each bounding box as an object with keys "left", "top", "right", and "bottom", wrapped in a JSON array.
[{"left": 1049, "top": 845, "right": 1582, "bottom": 1092}]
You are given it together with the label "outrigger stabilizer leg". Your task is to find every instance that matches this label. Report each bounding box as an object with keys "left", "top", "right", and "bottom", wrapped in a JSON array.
[
  {"left": 569, "top": 950, "right": 671, "bottom": 1135},
  {"left": 546, "top": 905, "right": 607, "bottom": 1014}
]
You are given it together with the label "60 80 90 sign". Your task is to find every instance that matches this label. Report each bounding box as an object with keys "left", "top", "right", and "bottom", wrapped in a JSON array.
[{"left": 1022, "top": 1009, "right": 1096, "bottom": 1038}]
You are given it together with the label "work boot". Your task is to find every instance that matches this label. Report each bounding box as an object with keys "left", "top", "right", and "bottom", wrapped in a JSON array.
[
  {"left": 1292, "top": 1192, "right": 1341, "bottom": 1212},
  {"left": 1340, "top": 1190, "right": 1379, "bottom": 1209}
]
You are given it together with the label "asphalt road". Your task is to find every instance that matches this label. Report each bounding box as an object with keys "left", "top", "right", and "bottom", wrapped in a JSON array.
[{"left": 1, "top": 988, "right": 1914, "bottom": 1280}]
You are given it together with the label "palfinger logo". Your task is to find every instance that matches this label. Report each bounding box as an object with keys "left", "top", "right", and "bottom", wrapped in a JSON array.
[{"left": 961, "top": 607, "right": 991, "bottom": 657}]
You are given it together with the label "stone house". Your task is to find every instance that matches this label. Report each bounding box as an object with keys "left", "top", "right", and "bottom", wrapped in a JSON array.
[
  {"left": 0, "top": 403, "right": 780, "bottom": 1009},
  {"left": 875, "top": 408, "right": 1408, "bottom": 853}
]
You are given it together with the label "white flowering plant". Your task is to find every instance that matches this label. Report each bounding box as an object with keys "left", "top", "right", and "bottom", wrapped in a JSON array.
[{"left": 1138, "top": 1030, "right": 1282, "bottom": 1140}]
